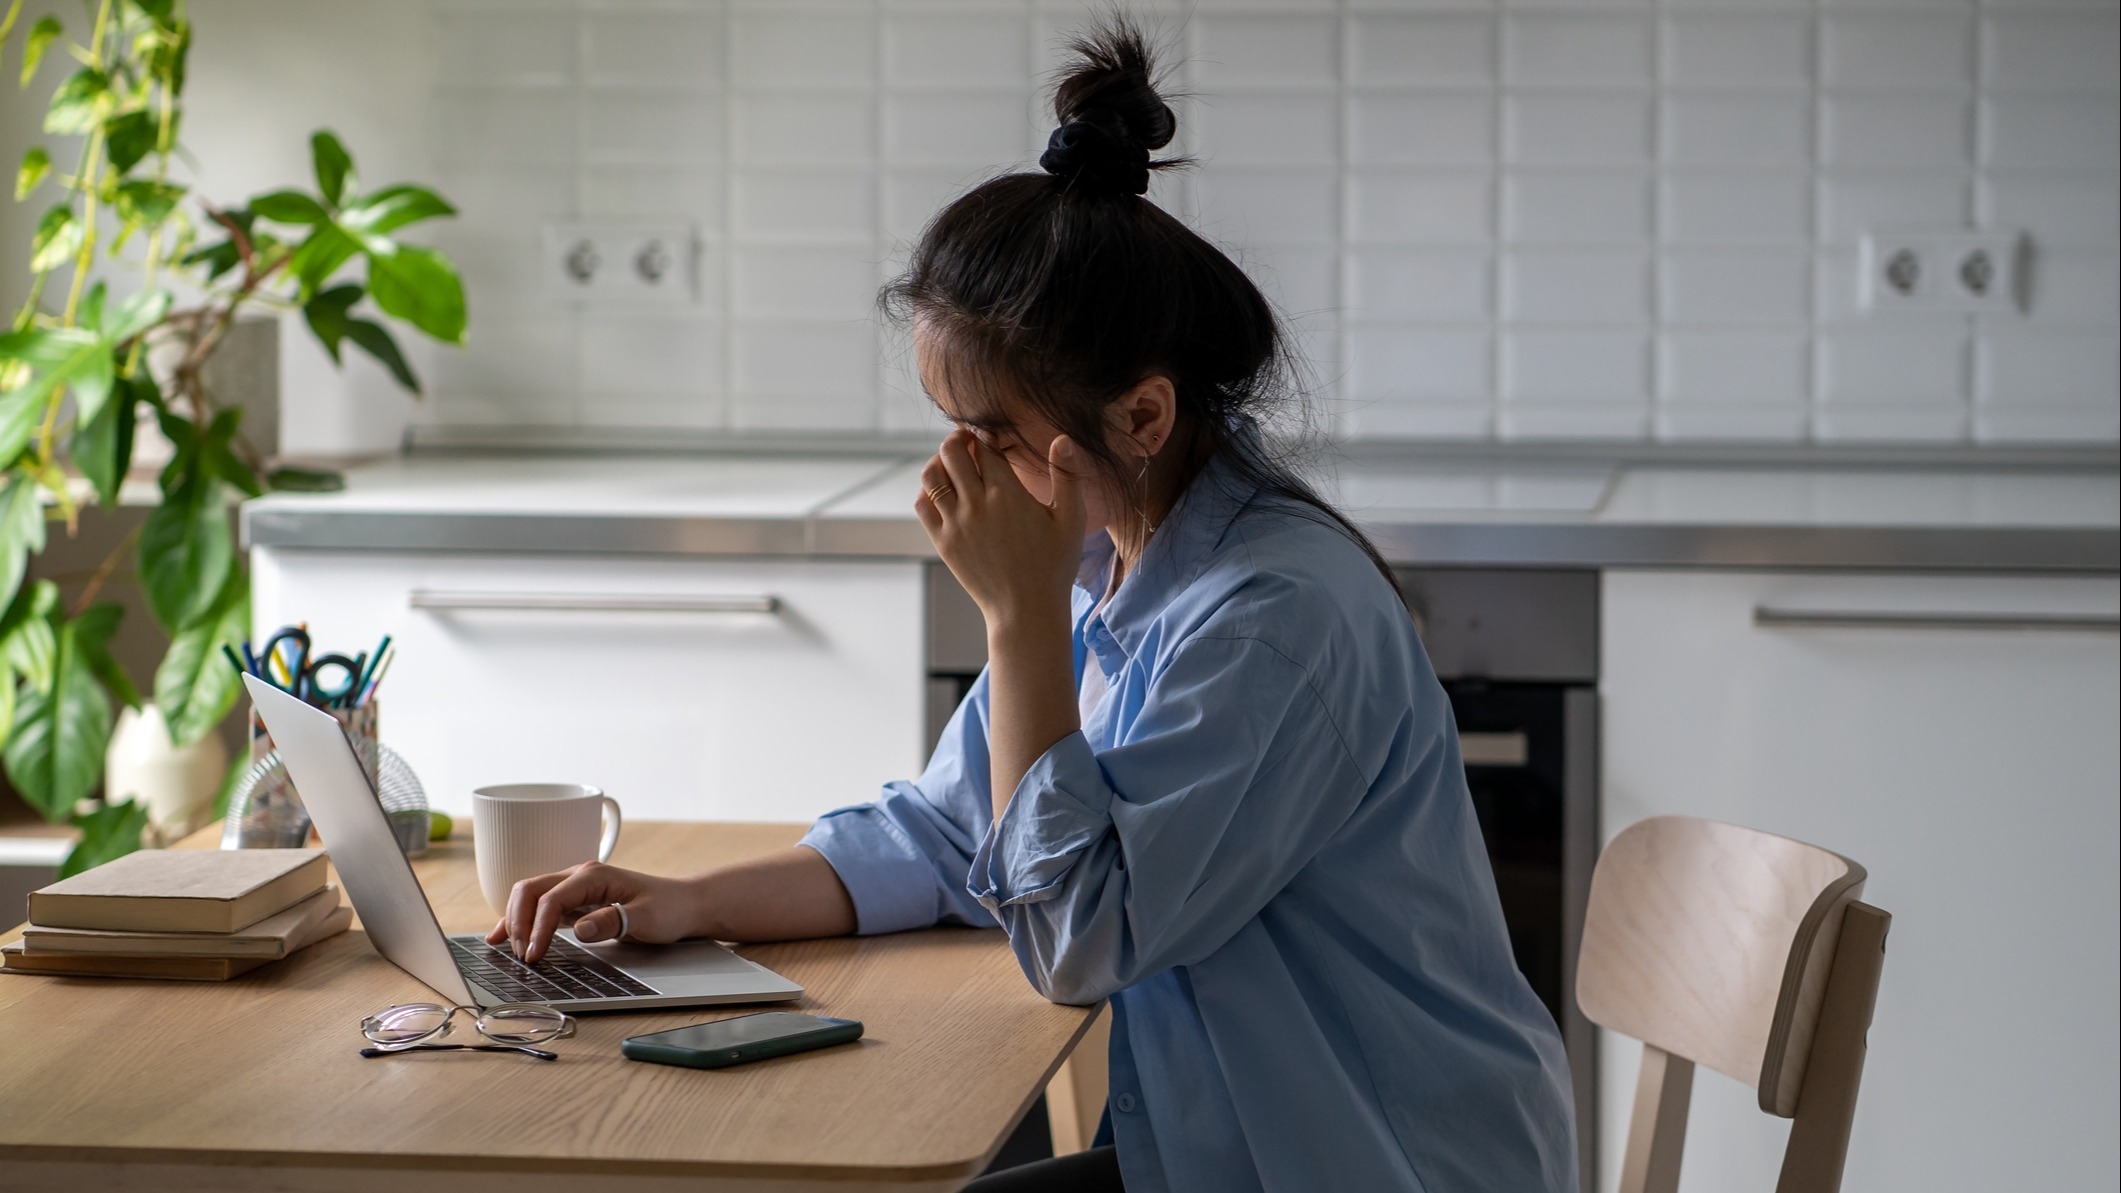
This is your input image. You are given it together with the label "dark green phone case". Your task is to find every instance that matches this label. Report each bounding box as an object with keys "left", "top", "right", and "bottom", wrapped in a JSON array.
[{"left": 621, "top": 1013, "right": 864, "bottom": 1070}]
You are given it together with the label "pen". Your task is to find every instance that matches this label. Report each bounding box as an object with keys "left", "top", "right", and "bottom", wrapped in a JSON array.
[
  {"left": 356, "top": 647, "right": 395, "bottom": 707},
  {"left": 352, "top": 634, "right": 392, "bottom": 699},
  {"left": 221, "top": 645, "right": 248, "bottom": 676}
]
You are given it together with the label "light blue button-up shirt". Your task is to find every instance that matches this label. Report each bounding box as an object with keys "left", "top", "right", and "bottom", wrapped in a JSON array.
[{"left": 801, "top": 456, "right": 1577, "bottom": 1193}]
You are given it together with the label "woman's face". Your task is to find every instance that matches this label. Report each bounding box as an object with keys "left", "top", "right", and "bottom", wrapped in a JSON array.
[{"left": 913, "top": 324, "right": 1127, "bottom": 534}]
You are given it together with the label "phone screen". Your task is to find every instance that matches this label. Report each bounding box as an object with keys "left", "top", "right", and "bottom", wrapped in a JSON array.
[{"left": 636, "top": 1012, "right": 852, "bottom": 1050}]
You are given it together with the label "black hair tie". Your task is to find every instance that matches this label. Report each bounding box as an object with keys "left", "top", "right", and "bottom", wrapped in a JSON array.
[{"left": 1040, "top": 120, "right": 1151, "bottom": 196}]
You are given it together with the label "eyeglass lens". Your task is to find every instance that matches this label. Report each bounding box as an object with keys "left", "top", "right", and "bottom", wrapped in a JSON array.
[{"left": 361, "top": 1002, "right": 571, "bottom": 1047}]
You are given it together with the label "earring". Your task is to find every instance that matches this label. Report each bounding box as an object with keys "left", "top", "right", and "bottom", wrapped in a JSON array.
[{"left": 1137, "top": 453, "right": 1156, "bottom": 541}]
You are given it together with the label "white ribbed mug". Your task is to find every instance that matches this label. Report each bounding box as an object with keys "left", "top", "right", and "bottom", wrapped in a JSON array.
[{"left": 472, "top": 783, "right": 622, "bottom": 916}]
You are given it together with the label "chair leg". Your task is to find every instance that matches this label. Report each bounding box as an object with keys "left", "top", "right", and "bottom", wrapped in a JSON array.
[
  {"left": 1618, "top": 1043, "right": 1694, "bottom": 1193},
  {"left": 1776, "top": 902, "right": 1891, "bottom": 1193}
]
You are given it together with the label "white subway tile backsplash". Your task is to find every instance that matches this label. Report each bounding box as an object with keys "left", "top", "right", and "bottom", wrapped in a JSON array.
[
  {"left": 733, "top": 95, "right": 877, "bottom": 165},
  {"left": 1348, "top": 327, "right": 1493, "bottom": 403},
  {"left": 884, "top": 12, "right": 1031, "bottom": 87},
  {"left": 1823, "top": 14, "right": 1973, "bottom": 90},
  {"left": 1664, "top": 14, "right": 1810, "bottom": 89},
  {"left": 1352, "top": 92, "right": 1495, "bottom": 165},
  {"left": 1505, "top": 14, "right": 1653, "bottom": 87},
  {"left": 1351, "top": 251, "right": 1492, "bottom": 321},
  {"left": 1504, "top": 252, "right": 1650, "bottom": 322},
  {"left": 1196, "top": 171, "right": 1340, "bottom": 245},
  {"left": 1505, "top": 172, "right": 1651, "bottom": 243},
  {"left": 1347, "top": 14, "right": 1494, "bottom": 87},
  {"left": 1982, "top": 14, "right": 2120, "bottom": 93},
  {"left": 732, "top": 10, "right": 876, "bottom": 90},
  {"left": 1820, "top": 329, "right": 1968, "bottom": 406},
  {"left": 586, "top": 12, "right": 721, "bottom": 89},
  {"left": 1978, "top": 331, "right": 2121, "bottom": 408},
  {"left": 1818, "top": 173, "right": 1969, "bottom": 244},
  {"left": 733, "top": 171, "right": 875, "bottom": 239},
  {"left": 1659, "top": 332, "right": 1808, "bottom": 403},
  {"left": 1981, "top": 96, "right": 2120, "bottom": 171},
  {"left": 1824, "top": 94, "right": 1971, "bottom": 168},
  {"left": 1199, "top": 92, "right": 1339, "bottom": 166},
  {"left": 1662, "top": 94, "right": 1808, "bottom": 165},
  {"left": 734, "top": 247, "right": 881, "bottom": 320},
  {"left": 1506, "top": 93, "right": 1653, "bottom": 164},
  {"left": 1662, "top": 252, "right": 1810, "bottom": 324},
  {"left": 587, "top": 90, "right": 723, "bottom": 165},
  {"left": 1503, "top": 331, "right": 1651, "bottom": 402},
  {"left": 421, "top": 2, "right": 2114, "bottom": 447},
  {"left": 1981, "top": 174, "right": 2120, "bottom": 246},
  {"left": 1200, "top": 14, "right": 1339, "bottom": 87},
  {"left": 886, "top": 92, "right": 1033, "bottom": 164},
  {"left": 1661, "top": 174, "right": 1808, "bottom": 244},
  {"left": 1348, "top": 172, "right": 1493, "bottom": 243}
]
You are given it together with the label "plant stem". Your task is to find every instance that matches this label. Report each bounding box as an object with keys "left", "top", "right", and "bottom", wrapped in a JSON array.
[{"left": 69, "top": 523, "right": 142, "bottom": 618}]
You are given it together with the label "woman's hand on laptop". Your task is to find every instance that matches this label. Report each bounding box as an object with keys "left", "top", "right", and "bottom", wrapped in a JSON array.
[{"left": 488, "top": 862, "right": 689, "bottom": 964}]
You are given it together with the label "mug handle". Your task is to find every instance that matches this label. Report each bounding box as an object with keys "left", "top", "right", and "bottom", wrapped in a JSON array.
[{"left": 596, "top": 796, "right": 622, "bottom": 863}]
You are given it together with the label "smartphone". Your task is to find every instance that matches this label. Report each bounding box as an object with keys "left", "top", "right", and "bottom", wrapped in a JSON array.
[{"left": 621, "top": 1012, "right": 864, "bottom": 1070}]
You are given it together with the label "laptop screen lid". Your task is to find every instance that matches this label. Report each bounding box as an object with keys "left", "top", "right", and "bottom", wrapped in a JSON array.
[{"left": 243, "top": 675, "right": 477, "bottom": 1006}]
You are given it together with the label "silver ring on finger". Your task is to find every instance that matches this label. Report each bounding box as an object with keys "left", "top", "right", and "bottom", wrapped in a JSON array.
[{"left": 609, "top": 902, "right": 630, "bottom": 940}]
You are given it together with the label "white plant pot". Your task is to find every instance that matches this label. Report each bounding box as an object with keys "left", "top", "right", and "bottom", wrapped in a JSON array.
[{"left": 104, "top": 704, "right": 229, "bottom": 841}]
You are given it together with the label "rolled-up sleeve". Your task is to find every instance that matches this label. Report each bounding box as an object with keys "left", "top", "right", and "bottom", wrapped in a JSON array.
[
  {"left": 799, "top": 672, "right": 999, "bottom": 935},
  {"left": 969, "top": 634, "right": 1368, "bottom": 1005}
]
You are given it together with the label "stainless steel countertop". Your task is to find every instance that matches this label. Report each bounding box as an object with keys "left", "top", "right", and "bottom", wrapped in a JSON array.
[{"left": 242, "top": 450, "right": 2121, "bottom": 573}]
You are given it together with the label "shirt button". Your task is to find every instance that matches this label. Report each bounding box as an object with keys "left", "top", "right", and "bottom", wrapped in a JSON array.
[{"left": 1115, "top": 1093, "right": 1136, "bottom": 1113}]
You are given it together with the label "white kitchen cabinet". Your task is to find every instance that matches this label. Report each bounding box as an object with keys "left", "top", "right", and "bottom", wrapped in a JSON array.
[
  {"left": 1599, "top": 570, "right": 2120, "bottom": 1193},
  {"left": 251, "top": 550, "right": 926, "bottom": 823}
]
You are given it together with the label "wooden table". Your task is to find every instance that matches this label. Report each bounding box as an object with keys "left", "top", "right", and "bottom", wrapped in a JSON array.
[{"left": 0, "top": 823, "right": 1100, "bottom": 1192}]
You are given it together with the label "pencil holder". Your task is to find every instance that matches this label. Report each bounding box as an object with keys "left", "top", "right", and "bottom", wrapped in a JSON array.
[{"left": 221, "top": 700, "right": 380, "bottom": 850}]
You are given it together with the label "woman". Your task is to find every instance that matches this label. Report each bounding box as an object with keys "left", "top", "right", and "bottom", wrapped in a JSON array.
[{"left": 492, "top": 21, "right": 1576, "bottom": 1193}]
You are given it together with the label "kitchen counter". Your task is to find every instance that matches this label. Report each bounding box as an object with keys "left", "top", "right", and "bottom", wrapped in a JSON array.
[{"left": 242, "top": 450, "right": 2121, "bottom": 572}]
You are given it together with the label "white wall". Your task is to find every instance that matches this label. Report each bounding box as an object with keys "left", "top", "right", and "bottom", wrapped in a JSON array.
[{"left": 5, "top": 1, "right": 2118, "bottom": 451}]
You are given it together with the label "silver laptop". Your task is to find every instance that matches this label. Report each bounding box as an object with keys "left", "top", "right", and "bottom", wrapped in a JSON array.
[{"left": 244, "top": 675, "right": 804, "bottom": 1012}]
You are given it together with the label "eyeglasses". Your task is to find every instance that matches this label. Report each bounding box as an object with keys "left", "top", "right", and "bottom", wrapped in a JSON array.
[{"left": 359, "top": 1002, "right": 576, "bottom": 1061}]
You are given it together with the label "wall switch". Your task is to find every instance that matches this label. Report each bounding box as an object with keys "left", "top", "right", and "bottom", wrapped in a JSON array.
[
  {"left": 542, "top": 222, "right": 698, "bottom": 306},
  {"left": 1859, "top": 228, "right": 2028, "bottom": 315}
]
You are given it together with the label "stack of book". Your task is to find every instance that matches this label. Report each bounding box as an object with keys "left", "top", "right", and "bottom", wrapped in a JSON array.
[{"left": 2, "top": 849, "right": 350, "bottom": 980}]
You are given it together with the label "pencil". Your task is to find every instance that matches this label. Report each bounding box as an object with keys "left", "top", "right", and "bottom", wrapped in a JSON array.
[
  {"left": 221, "top": 645, "right": 248, "bottom": 676},
  {"left": 356, "top": 648, "right": 396, "bottom": 706}
]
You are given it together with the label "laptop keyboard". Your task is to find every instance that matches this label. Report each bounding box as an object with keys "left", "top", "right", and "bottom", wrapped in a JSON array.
[{"left": 449, "top": 936, "right": 658, "bottom": 1002}]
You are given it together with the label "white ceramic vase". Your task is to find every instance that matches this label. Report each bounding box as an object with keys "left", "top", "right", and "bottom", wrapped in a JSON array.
[{"left": 104, "top": 703, "right": 229, "bottom": 841}]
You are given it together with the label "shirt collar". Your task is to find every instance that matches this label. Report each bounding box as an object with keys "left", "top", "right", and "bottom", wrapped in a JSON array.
[{"left": 1074, "top": 446, "right": 1263, "bottom": 659}]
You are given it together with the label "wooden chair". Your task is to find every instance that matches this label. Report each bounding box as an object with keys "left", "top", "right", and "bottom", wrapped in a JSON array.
[{"left": 1577, "top": 816, "right": 1891, "bottom": 1193}]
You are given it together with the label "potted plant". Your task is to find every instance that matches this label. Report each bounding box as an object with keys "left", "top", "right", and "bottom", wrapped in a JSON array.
[{"left": 0, "top": 0, "right": 466, "bottom": 872}]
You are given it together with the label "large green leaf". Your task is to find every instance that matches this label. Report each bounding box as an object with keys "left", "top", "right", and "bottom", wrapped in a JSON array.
[
  {"left": 366, "top": 242, "right": 466, "bottom": 344},
  {"left": 0, "top": 579, "right": 58, "bottom": 695},
  {"left": 14, "top": 146, "right": 48, "bottom": 200},
  {"left": 29, "top": 204, "right": 79, "bottom": 271},
  {"left": 68, "top": 374, "right": 138, "bottom": 507},
  {"left": 289, "top": 224, "right": 360, "bottom": 297},
  {"left": 249, "top": 188, "right": 329, "bottom": 226},
  {"left": 311, "top": 130, "right": 354, "bottom": 208},
  {"left": 19, "top": 14, "right": 59, "bottom": 87},
  {"left": 114, "top": 179, "right": 186, "bottom": 228},
  {"left": 43, "top": 67, "right": 111, "bottom": 135},
  {"left": 59, "top": 798, "right": 147, "bottom": 877},
  {"left": 341, "top": 184, "right": 454, "bottom": 236},
  {"left": 154, "top": 568, "right": 248, "bottom": 746},
  {"left": 100, "top": 287, "right": 171, "bottom": 344},
  {"left": 138, "top": 475, "right": 232, "bottom": 631},
  {"left": 0, "top": 326, "right": 115, "bottom": 426},
  {"left": 301, "top": 283, "right": 361, "bottom": 362},
  {"left": 72, "top": 602, "right": 139, "bottom": 710},
  {"left": 0, "top": 473, "right": 47, "bottom": 612},
  {"left": 3, "top": 618, "right": 112, "bottom": 821},
  {"left": 103, "top": 108, "right": 157, "bottom": 172},
  {"left": 347, "top": 319, "right": 420, "bottom": 394},
  {"left": 0, "top": 384, "right": 40, "bottom": 468}
]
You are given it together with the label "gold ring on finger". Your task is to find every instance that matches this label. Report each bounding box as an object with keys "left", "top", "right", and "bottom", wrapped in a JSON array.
[{"left": 926, "top": 483, "right": 955, "bottom": 504}]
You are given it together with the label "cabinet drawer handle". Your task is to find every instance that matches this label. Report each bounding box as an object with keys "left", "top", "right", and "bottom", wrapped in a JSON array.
[
  {"left": 1754, "top": 607, "right": 2119, "bottom": 633},
  {"left": 410, "top": 591, "right": 780, "bottom": 615}
]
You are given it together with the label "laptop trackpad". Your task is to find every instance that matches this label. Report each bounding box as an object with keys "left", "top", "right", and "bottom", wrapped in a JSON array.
[{"left": 562, "top": 930, "right": 804, "bottom": 999}]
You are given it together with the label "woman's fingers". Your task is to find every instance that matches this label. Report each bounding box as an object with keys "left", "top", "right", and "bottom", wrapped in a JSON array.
[
  {"left": 935, "top": 431, "right": 983, "bottom": 504},
  {"left": 500, "top": 870, "right": 571, "bottom": 955},
  {"left": 1047, "top": 435, "right": 1087, "bottom": 532},
  {"left": 571, "top": 903, "right": 626, "bottom": 943}
]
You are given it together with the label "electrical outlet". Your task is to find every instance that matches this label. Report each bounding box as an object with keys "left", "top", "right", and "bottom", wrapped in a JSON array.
[
  {"left": 541, "top": 222, "right": 697, "bottom": 306},
  {"left": 1859, "top": 228, "right": 2028, "bottom": 315}
]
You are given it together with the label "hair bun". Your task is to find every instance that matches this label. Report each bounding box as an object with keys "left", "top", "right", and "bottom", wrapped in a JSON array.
[{"left": 1043, "top": 18, "right": 1177, "bottom": 195}]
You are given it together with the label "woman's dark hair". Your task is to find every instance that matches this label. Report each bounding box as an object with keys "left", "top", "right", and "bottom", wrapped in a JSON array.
[{"left": 881, "top": 15, "right": 1395, "bottom": 585}]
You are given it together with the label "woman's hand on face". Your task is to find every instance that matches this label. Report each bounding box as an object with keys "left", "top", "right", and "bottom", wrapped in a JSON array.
[
  {"left": 914, "top": 429, "right": 1087, "bottom": 628},
  {"left": 484, "top": 861, "right": 695, "bottom": 964}
]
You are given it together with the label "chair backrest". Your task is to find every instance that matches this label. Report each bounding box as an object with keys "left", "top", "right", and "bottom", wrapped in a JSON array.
[{"left": 1577, "top": 816, "right": 1891, "bottom": 1193}]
